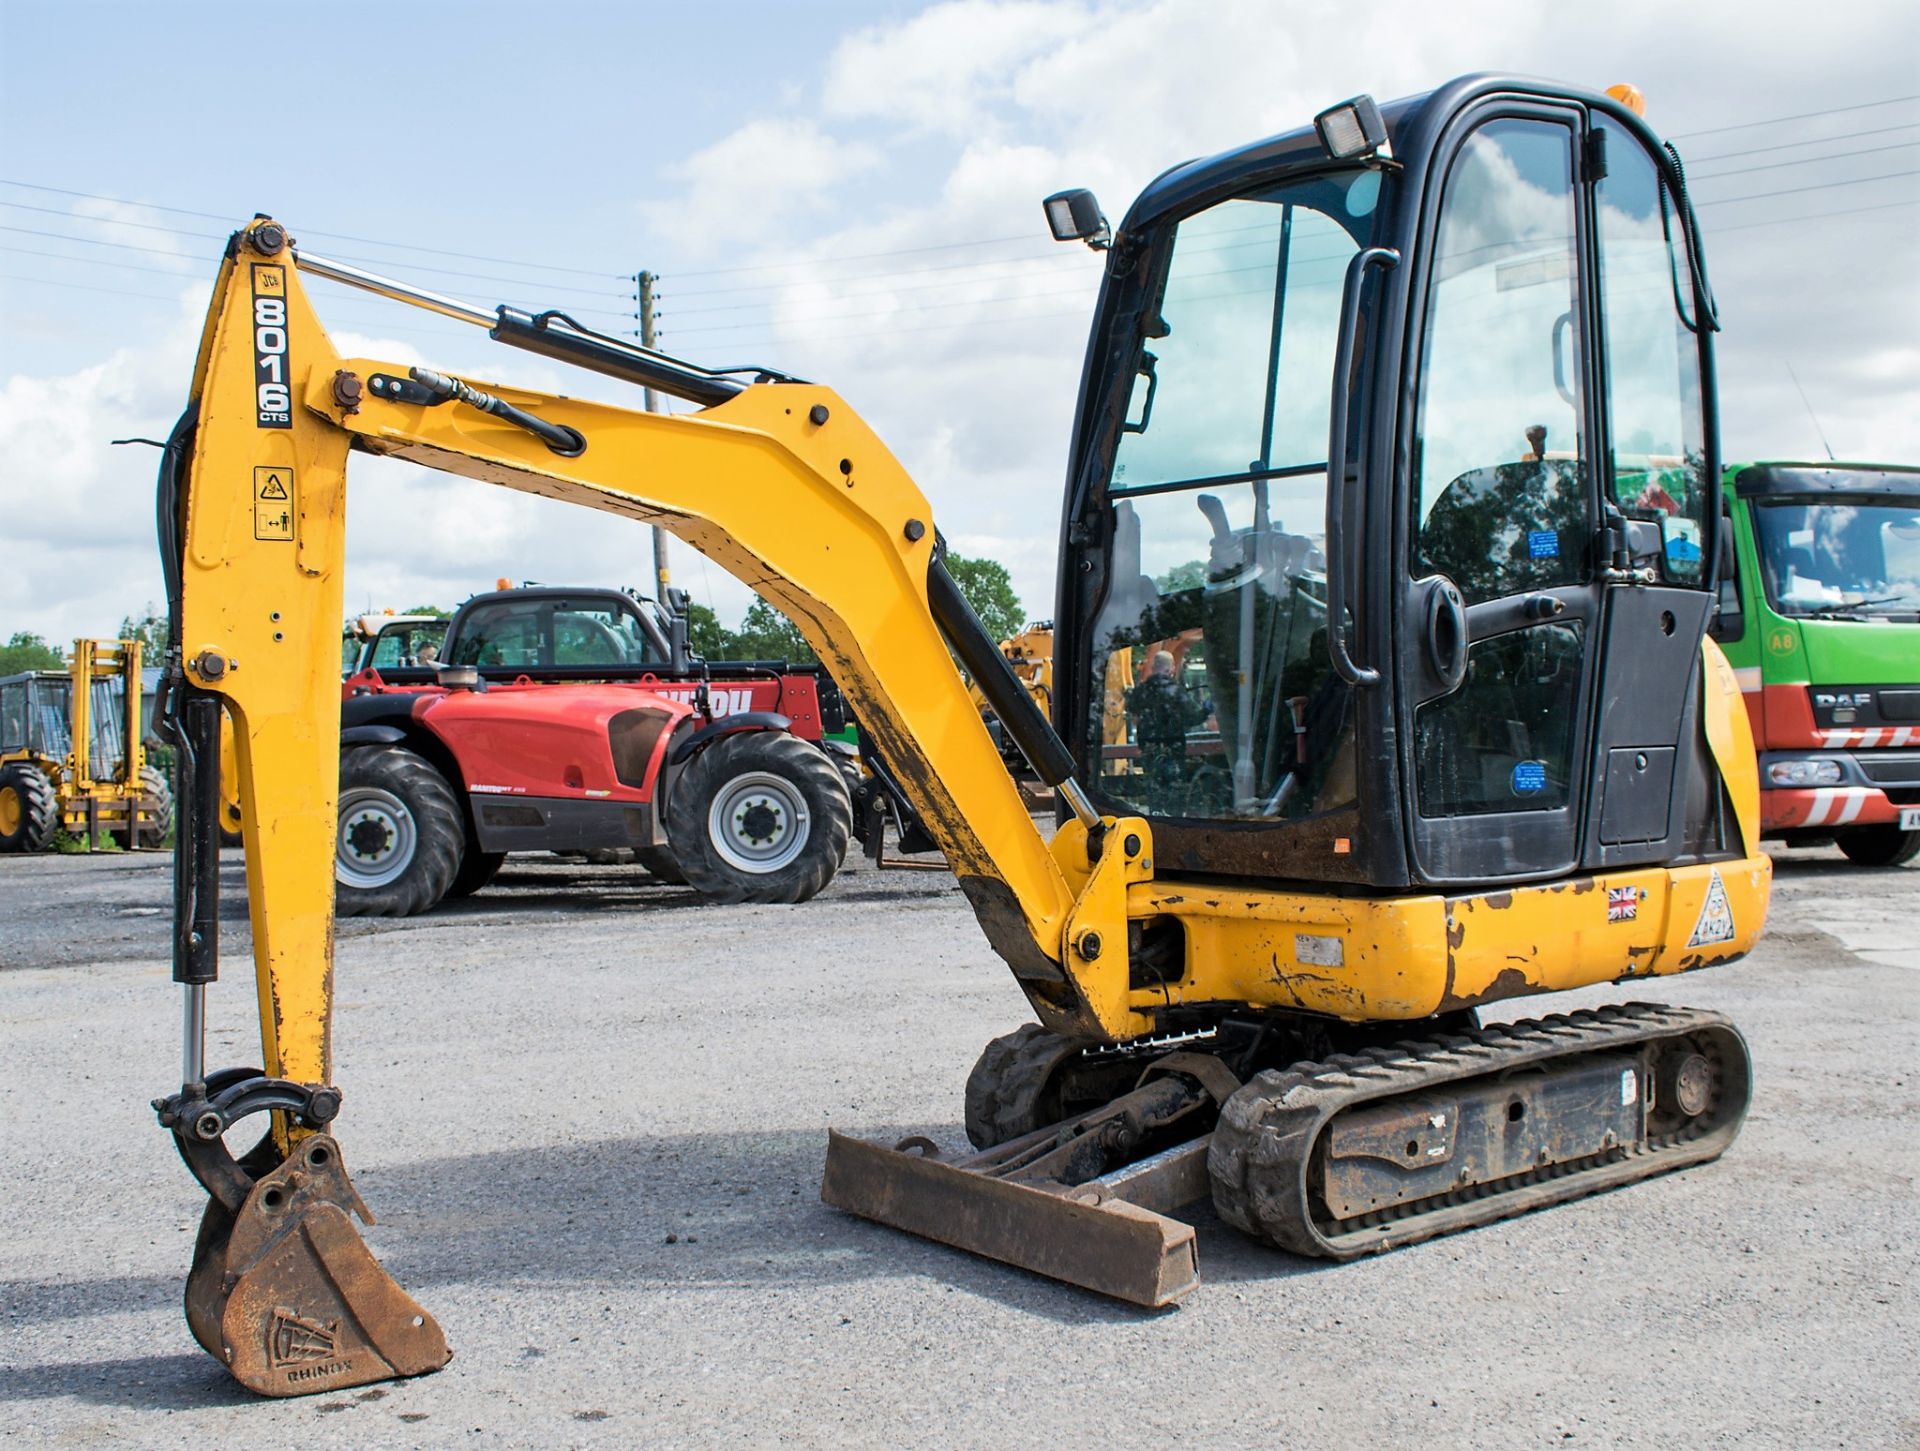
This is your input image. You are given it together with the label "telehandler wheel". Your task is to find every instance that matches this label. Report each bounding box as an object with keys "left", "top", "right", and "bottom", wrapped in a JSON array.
[
  {"left": 1834, "top": 824, "right": 1920, "bottom": 867},
  {"left": 446, "top": 848, "right": 506, "bottom": 898},
  {"left": 334, "top": 747, "right": 463, "bottom": 917},
  {"left": 0, "top": 763, "right": 57, "bottom": 853},
  {"left": 136, "top": 764, "right": 175, "bottom": 848},
  {"left": 667, "top": 731, "right": 851, "bottom": 904},
  {"left": 636, "top": 845, "right": 687, "bottom": 884}
]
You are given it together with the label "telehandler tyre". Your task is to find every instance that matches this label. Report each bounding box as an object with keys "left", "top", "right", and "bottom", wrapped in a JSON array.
[
  {"left": 1834, "top": 823, "right": 1920, "bottom": 867},
  {"left": 0, "top": 763, "right": 56, "bottom": 853},
  {"left": 136, "top": 764, "right": 175, "bottom": 848},
  {"left": 445, "top": 848, "right": 506, "bottom": 898},
  {"left": 334, "top": 746, "right": 463, "bottom": 917},
  {"left": 667, "top": 731, "right": 851, "bottom": 904},
  {"left": 636, "top": 845, "right": 687, "bottom": 884}
]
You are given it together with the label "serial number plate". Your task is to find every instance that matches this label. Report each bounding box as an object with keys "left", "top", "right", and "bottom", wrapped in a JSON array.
[{"left": 1901, "top": 808, "right": 1920, "bottom": 831}]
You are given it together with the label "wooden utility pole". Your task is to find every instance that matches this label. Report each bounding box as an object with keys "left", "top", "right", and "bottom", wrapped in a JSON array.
[{"left": 636, "top": 270, "right": 670, "bottom": 593}]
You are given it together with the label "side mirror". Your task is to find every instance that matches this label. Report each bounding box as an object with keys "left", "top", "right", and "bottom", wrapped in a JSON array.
[
  {"left": 663, "top": 587, "right": 694, "bottom": 672},
  {"left": 1043, "top": 189, "right": 1110, "bottom": 250}
]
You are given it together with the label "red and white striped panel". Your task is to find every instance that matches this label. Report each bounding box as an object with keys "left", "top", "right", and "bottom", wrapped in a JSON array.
[
  {"left": 1797, "top": 787, "right": 1876, "bottom": 827},
  {"left": 1817, "top": 726, "right": 1920, "bottom": 748}
]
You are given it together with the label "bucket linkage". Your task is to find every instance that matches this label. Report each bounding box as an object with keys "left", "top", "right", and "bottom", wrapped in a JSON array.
[{"left": 154, "top": 1071, "right": 449, "bottom": 1397}]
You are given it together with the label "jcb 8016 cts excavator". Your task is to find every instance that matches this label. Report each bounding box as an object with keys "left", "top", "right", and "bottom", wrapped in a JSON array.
[{"left": 151, "top": 74, "right": 1768, "bottom": 1396}]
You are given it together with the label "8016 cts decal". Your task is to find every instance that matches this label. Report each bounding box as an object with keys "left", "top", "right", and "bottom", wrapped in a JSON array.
[{"left": 251, "top": 265, "right": 291, "bottom": 428}]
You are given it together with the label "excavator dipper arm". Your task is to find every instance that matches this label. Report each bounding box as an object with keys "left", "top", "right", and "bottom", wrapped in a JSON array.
[{"left": 151, "top": 220, "right": 1165, "bottom": 1394}]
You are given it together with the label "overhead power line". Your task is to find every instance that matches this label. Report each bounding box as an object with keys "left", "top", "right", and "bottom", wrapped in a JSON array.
[
  {"left": 1695, "top": 167, "right": 1919, "bottom": 206},
  {"left": 0, "top": 179, "right": 626, "bottom": 280},
  {"left": 1688, "top": 139, "right": 1918, "bottom": 182},
  {"left": 1670, "top": 93, "right": 1920, "bottom": 140},
  {"left": 667, "top": 231, "right": 1040, "bottom": 280},
  {"left": 1688, "top": 121, "right": 1920, "bottom": 165},
  {"left": 0, "top": 269, "right": 200, "bottom": 304}
]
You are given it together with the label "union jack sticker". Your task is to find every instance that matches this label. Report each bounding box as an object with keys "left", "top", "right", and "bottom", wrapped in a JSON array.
[{"left": 1607, "top": 886, "right": 1639, "bottom": 923}]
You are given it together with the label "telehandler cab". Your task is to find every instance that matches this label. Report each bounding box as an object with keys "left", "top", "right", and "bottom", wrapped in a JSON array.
[{"left": 151, "top": 75, "right": 1768, "bottom": 1397}]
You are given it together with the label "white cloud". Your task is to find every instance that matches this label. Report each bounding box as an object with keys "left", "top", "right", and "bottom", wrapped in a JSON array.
[
  {"left": 0, "top": 289, "right": 204, "bottom": 642},
  {"left": 7, "top": 0, "right": 1918, "bottom": 652},
  {"left": 823, "top": 0, "right": 1092, "bottom": 135},
  {"left": 644, "top": 118, "right": 883, "bottom": 254}
]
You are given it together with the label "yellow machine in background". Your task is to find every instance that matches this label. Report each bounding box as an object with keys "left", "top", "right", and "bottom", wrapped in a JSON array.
[
  {"left": 151, "top": 72, "right": 1769, "bottom": 1401},
  {"left": 967, "top": 620, "right": 1056, "bottom": 792},
  {"left": 0, "top": 638, "right": 173, "bottom": 851}
]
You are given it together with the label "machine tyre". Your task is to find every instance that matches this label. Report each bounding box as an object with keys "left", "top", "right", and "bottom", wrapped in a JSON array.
[
  {"left": 334, "top": 747, "right": 463, "bottom": 917},
  {"left": 446, "top": 847, "right": 506, "bottom": 898},
  {"left": 636, "top": 845, "right": 687, "bottom": 884},
  {"left": 1834, "top": 824, "right": 1920, "bottom": 867},
  {"left": 0, "top": 762, "right": 57, "bottom": 853},
  {"left": 667, "top": 731, "right": 850, "bottom": 904},
  {"left": 136, "top": 764, "right": 175, "bottom": 848}
]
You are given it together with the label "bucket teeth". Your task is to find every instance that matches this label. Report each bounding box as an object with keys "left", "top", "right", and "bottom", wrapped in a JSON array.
[{"left": 183, "top": 1134, "right": 449, "bottom": 1397}]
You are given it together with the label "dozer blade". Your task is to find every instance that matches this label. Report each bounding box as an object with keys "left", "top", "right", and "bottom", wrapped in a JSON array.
[
  {"left": 822, "top": 1128, "right": 1207, "bottom": 1308},
  {"left": 184, "top": 1133, "right": 449, "bottom": 1397}
]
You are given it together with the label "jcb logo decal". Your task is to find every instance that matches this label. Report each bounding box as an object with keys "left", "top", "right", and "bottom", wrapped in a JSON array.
[{"left": 251, "top": 266, "right": 291, "bottom": 428}]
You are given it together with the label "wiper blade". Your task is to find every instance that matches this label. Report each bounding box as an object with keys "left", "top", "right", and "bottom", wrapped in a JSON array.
[{"left": 1801, "top": 594, "right": 1911, "bottom": 616}]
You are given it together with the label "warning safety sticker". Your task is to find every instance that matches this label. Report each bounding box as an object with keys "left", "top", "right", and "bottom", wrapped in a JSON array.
[
  {"left": 1686, "top": 868, "right": 1737, "bottom": 948},
  {"left": 254, "top": 467, "right": 294, "bottom": 541}
]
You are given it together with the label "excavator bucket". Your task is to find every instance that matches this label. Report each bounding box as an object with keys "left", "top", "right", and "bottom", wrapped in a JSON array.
[{"left": 182, "top": 1134, "right": 448, "bottom": 1397}]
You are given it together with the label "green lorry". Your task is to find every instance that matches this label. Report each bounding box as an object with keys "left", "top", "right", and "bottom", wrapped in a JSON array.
[{"left": 1711, "top": 462, "right": 1920, "bottom": 865}]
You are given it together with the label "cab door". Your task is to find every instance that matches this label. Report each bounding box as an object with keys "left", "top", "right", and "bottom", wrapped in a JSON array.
[
  {"left": 1400, "top": 108, "right": 1604, "bottom": 883},
  {"left": 1399, "top": 103, "right": 1717, "bottom": 884}
]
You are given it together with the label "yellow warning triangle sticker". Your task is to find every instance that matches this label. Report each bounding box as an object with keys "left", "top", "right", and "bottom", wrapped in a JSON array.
[
  {"left": 1686, "top": 867, "right": 1736, "bottom": 948},
  {"left": 259, "top": 474, "right": 289, "bottom": 499}
]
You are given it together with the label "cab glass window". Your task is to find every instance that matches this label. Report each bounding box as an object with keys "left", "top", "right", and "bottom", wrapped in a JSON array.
[
  {"left": 1751, "top": 496, "right": 1920, "bottom": 618},
  {"left": 1594, "top": 119, "right": 1709, "bottom": 582},
  {"left": 1413, "top": 118, "right": 1588, "bottom": 605},
  {"left": 1414, "top": 622, "right": 1584, "bottom": 816},
  {"left": 451, "top": 600, "right": 662, "bottom": 668},
  {"left": 1087, "top": 169, "right": 1380, "bottom": 822}
]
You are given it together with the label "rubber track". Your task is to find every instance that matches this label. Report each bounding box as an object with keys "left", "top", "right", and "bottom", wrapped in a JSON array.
[
  {"left": 1208, "top": 1003, "right": 1749, "bottom": 1260},
  {"left": 963, "top": 1024, "right": 1083, "bottom": 1149}
]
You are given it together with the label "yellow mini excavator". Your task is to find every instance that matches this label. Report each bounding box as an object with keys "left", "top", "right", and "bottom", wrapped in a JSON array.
[{"left": 151, "top": 75, "right": 1769, "bottom": 1397}]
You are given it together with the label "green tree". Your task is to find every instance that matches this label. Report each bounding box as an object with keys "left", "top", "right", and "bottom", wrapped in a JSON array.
[
  {"left": 729, "top": 599, "right": 816, "bottom": 663},
  {"left": 1154, "top": 559, "right": 1206, "bottom": 593},
  {"left": 402, "top": 604, "right": 453, "bottom": 617},
  {"left": 684, "top": 602, "right": 735, "bottom": 659},
  {"left": 118, "top": 603, "right": 169, "bottom": 659},
  {"left": 944, "top": 551, "right": 1025, "bottom": 643},
  {"left": 0, "top": 631, "right": 65, "bottom": 674}
]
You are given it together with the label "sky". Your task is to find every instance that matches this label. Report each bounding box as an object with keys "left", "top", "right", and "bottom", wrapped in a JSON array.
[{"left": 2, "top": 0, "right": 1916, "bottom": 645}]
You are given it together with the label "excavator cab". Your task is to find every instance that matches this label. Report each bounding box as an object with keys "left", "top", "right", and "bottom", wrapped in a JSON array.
[
  {"left": 1058, "top": 79, "right": 1730, "bottom": 892},
  {"left": 149, "top": 75, "right": 1768, "bottom": 1398}
]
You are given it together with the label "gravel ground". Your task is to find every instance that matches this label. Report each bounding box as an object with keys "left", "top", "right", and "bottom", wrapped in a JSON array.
[{"left": 0, "top": 841, "right": 1913, "bottom": 1449}]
